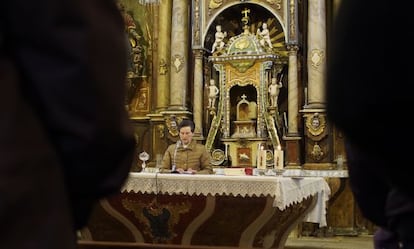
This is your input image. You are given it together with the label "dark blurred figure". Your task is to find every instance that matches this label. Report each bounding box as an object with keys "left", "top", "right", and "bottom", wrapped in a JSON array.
[
  {"left": 327, "top": 0, "right": 413, "bottom": 248},
  {"left": 0, "top": 0, "right": 135, "bottom": 248}
]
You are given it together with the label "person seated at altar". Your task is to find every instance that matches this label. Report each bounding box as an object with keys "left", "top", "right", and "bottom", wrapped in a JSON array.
[{"left": 161, "top": 119, "right": 213, "bottom": 174}]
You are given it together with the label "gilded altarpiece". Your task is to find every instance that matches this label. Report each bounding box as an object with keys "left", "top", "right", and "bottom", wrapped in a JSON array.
[{"left": 112, "top": 0, "right": 369, "bottom": 236}]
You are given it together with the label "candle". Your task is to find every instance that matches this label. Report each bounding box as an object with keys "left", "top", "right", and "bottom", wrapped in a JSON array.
[
  {"left": 274, "top": 146, "right": 284, "bottom": 170},
  {"left": 258, "top": 146, "right": 267, "bottom": 170},
  {"left": 262, "top": 149, "right": 267, "bottom": 169}
]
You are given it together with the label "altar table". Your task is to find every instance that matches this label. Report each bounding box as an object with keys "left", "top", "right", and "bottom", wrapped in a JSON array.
[{"left": 81, "top": 173, "right": 330, "bottom": 249}]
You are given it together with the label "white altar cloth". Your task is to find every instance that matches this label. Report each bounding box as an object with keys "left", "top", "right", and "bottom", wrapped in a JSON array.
[{"left": 122, "top": 172, "right": 331, "bottom": 227}]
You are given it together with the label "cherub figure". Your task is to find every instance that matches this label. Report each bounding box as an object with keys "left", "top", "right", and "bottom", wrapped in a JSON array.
[
  {"left": 257, "top": 23, "right": 272, "bottom": 49},
  {"left": 268, "top": 77, "right": 283, "bottom": 107},
  {"left": 211, "top": 25, "right": 227, "bottom": 53},
  {"left": 207, "top": 79, "right": 219, "bottom": 108}
]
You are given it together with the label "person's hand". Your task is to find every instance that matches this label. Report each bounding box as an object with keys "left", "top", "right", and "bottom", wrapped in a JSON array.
[
  {"left": 176, "top": 168, "right": 185, "bottom": 174},
  {"left": 186, "top": 168, "right": 197, "bottom": 174}
]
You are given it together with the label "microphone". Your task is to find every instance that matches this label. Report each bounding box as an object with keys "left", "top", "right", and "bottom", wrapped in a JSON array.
[{"left": 172, "top": 140, "right": 181, "bottom": 172}]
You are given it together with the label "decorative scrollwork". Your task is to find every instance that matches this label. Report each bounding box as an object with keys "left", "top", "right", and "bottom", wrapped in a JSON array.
[
  {"left": 311, "top": 142, "right": 324, "bottom": 161},
  {"left": 211, "top": 149, "right": 225, "bottom": 165},
  {"left": 172, "top": 54, "right": 184, "bottom": 73}
]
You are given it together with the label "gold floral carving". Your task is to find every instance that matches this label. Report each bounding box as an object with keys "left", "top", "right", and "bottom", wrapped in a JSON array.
[
  {"left": 209, "top": 0, "right": 223, "bottom": 10},
  {"left": 193, "top": 0, "right": 200, "bottom": 44},
  {"left": 172, "top": 54, "right": 184, "bottom": 73},
  {"left": 310, "top": 49, "right": 324, "bottom": 68},
  {"left": 158, "top": 124, "right": 165, "bottom": 138},
  {"left": 311, "top": 142, "right": 324, "bottom": 161},
  {"left": 229, "top": 61, "right": 255, "bottom": 73},
  {"left": 226, "top": 63, "right": 259, "bottom": 86},
  {"left": 234, "top": 37, "right": 251, "bottom": 50},
  {"left": 289, "top": 0, "right": 296, "bottom": 39},
  {"left": 266, "top": 0, "right": 282, "bottom": 9},
  {"left": 159, "top": 59, "right": 168, "bottom": 75}
]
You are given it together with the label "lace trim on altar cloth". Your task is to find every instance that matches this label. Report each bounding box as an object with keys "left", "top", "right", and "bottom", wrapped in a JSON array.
[
  {"left": 122, "top": 172, "right": 331, "bottom": 227},
  {"left": 274, "top": 178, "right": 331, "bottom": 227}
]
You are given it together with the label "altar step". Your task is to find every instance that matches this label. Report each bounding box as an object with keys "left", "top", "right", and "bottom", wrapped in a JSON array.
[
  {"left": 285, "top": 235, "right": 374, "bottom": 249},
  {"left": 77, "top": 241, "right": 253, "bottom": 249},
  {"left": 78, "top": 235, "right": 374, "bottom": 249}
]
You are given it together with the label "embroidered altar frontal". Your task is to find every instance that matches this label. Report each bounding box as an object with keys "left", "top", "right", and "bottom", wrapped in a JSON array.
[{"left": 81, "top": 173, "right": 330, "bottom": 248}]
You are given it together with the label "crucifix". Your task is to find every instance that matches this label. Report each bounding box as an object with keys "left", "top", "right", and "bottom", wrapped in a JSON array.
[{"left": 241, "top": 8, "right": 250, "bottom": 25}]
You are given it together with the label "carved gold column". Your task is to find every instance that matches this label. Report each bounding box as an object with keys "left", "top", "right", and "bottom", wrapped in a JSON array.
[
  {"left": 303, "top": 0, "right": 332, "bottom": 170},
  {"left": 156, "top": 0, "right": 172, "bottom": 111},
  {"left": 193, "top": 50, "right": 204, "bottom": 137},
  {"left": 287, "top": 46, "right": 299, "bottom": 136},
  {"left": 285, "top": 45, "right": 301, "bottom": 167},
  {"left": 169, "top": 0, "right": 189, "bottom": 110},
  {"left": 306, "top": 0, "right": 326, "bottom": 109}
]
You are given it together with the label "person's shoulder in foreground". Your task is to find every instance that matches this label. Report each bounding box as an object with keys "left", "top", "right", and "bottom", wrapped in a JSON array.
[
  {"left": 326, "top": 1, "right": 414, "bottom": 248},
  {"left": 1, "top": 0, "right": 135, "bottom": 247}
]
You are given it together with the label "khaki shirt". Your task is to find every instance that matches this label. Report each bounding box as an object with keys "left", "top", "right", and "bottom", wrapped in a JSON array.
[{"left": 161, "top": 140, "right": 213, "bottom": 174}]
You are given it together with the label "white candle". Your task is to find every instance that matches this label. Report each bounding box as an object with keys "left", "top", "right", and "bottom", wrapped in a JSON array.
[
  {"left": 274, "top": 146, "right": 284, "bottom": 170},
  {"left": 262, "top": 149, "right": 267, "bottom": 169},
  {"left": 258, "top": 146, "right": 267, "bottom": 170}
]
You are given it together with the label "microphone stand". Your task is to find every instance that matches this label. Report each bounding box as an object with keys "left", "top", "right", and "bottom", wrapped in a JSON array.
[{"left": 172, "top": 140, "right": 181, "bottom": 173}]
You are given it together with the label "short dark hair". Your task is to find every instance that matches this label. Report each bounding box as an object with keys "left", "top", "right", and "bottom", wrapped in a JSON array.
[{"left": 178, "top": 119, "right": 195, "bottom": 133}]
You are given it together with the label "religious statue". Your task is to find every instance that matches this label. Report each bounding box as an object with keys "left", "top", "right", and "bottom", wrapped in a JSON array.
[
  {"left": 268, "top": 77, "right": 283, "bottom": 107},
  {"left": 211, "top": 25, "right": 227, "bottom": 53},
  {"left": 207, "top": 79, "right": 219, "bottom": 109},
  {"left": 118, "top": 3, "right": 146, "bottom": 77},
  {"left": 256, "top": 23, "right": 272, "bottom": 49}
]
